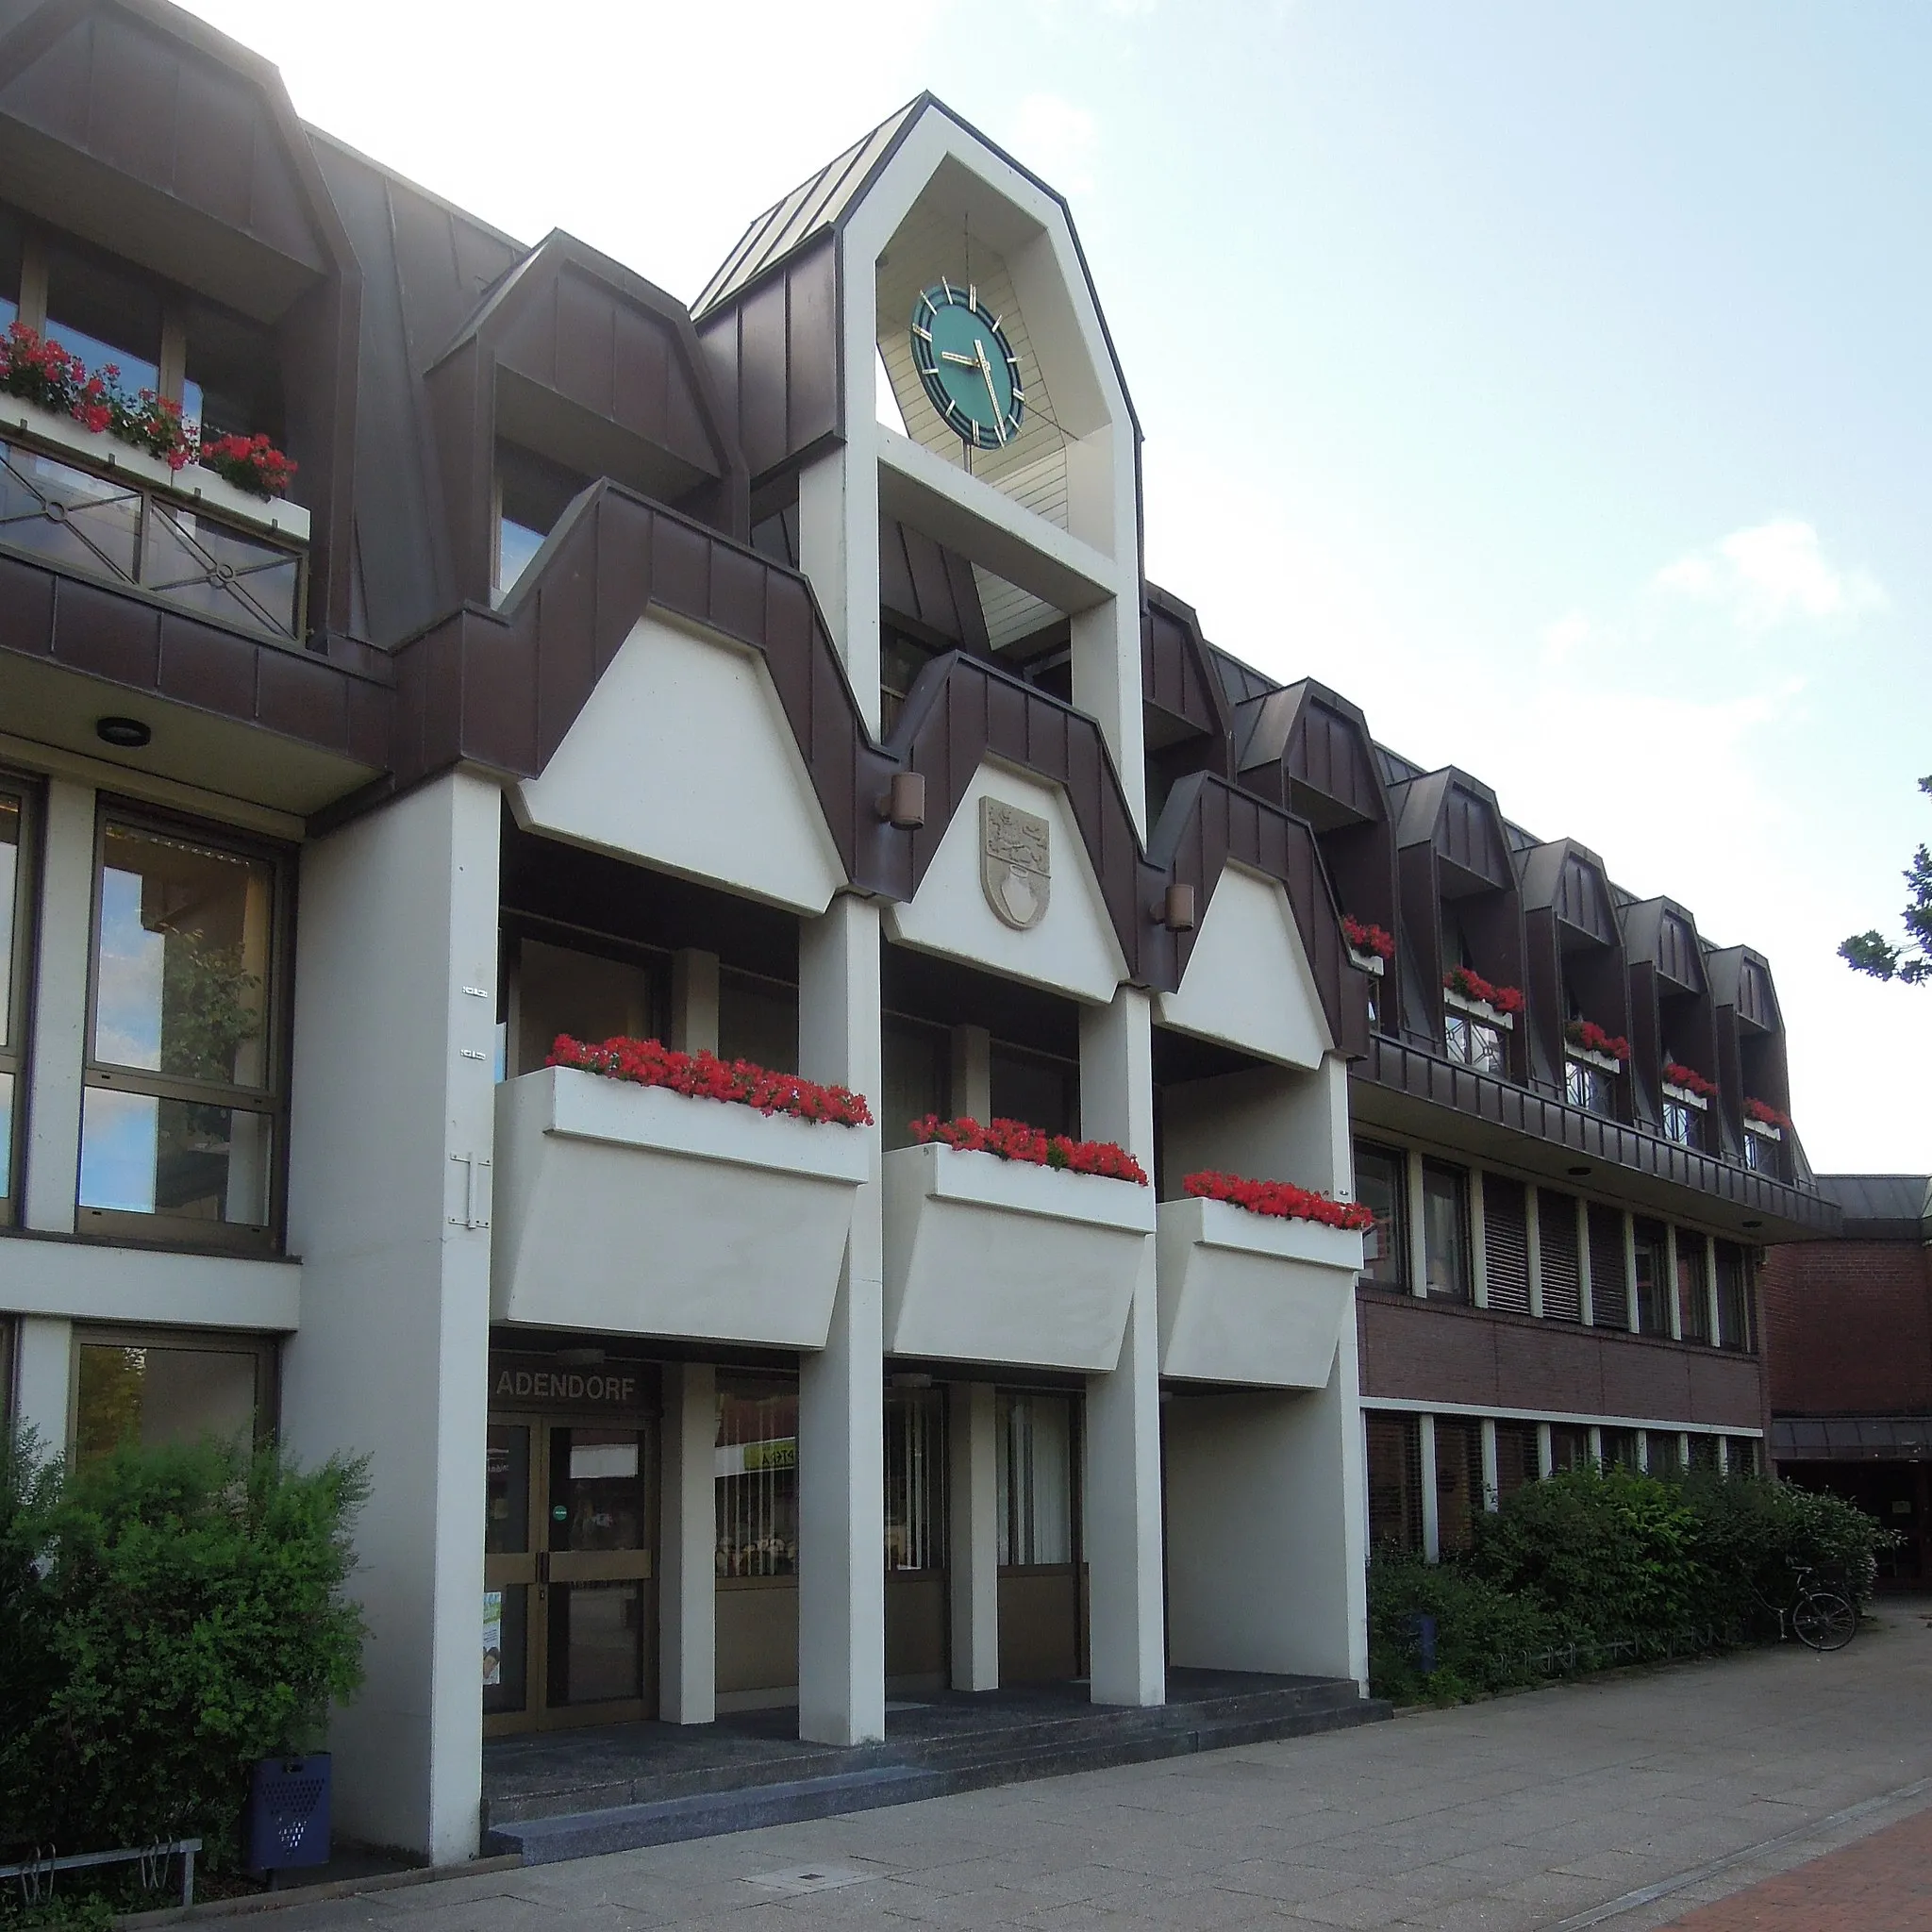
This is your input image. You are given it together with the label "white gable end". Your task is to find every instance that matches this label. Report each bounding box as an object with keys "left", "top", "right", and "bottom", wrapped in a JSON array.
[
  {"left": 1157, "top": 863, "right": 1333, "bottom": 1070},
  {"left": 885, "top": 760, "right": 1125, "bottom": 1003},
  {"left": 512, "top": 613, "right": 845, "bottom": 914}
]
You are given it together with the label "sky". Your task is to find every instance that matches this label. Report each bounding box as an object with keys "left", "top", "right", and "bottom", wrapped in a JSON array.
[{"left": 176, "top": 0, "right": 1930, "bottom": 1174}]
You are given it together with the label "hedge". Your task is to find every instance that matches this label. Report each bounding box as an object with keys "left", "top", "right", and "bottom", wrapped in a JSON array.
[{"left": 1369, "top": 1466, "right": 1891, "bottom": 1705}]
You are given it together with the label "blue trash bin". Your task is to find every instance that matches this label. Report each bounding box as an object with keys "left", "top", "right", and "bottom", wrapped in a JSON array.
[{"left": 246, "top": 1753, "right": 332, "bottom": 1874}]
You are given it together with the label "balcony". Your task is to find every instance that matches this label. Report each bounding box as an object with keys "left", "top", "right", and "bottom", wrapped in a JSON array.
[
  {"left": 882, "top": 1141, "right": 1156, "bottom": 1372},
  {"left": 0, "top": 399, "right": 308, "bottom": 644},
  {"left": 491, "top": 1066, "right": 870, "bottom": 1349},
  {"left": 1155, "top": 1197, "right": 1363, "bottom": 1388}
]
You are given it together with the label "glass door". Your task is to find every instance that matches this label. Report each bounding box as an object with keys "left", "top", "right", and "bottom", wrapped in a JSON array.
[
  {"left": 995, "top": 1391, "right": 1081, "bottom": 1683},
  {"left": 484, "top": 1418, "right": 657, "bottom": 1733}
]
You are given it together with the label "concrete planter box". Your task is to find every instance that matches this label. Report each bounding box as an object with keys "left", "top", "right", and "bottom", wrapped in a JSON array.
[
  {"left": 1443, "top": 987, "right": 1513, "bottom": 1031},
  {"left": 1744, "top": 1118, "right": 1782, "bottom": 1142},
  {"left": 1662, "top": 1081, "right": 1711, "bottom": 1112},
  {"left": 0, "top": 394, "right": 310, "bottom": 541},
  {"left": 1565, "top": 1045, "right": 1624, "bottom": 1075},
  {"left": 882, "top": 1141, "right": 1156, "bottom": 1372},
  {"left": 491, "top": 1066, "right": 869, "bottom": 1349},
  {"left": 1155, "top": 1196, "right": 1363, "bottom": 1388},
  {"left": 1346, "top": 949, "right": 1386, "bottom": 977}
]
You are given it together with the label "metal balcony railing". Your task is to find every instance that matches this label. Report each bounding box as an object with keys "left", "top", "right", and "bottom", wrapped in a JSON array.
[{"left": 0, "top": 434, "right": 306, "bottom": 642}]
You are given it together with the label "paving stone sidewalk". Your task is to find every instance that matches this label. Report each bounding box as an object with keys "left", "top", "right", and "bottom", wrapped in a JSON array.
[{"left": 238, "top": 1599, "right": 1932, "bottom": 1932}]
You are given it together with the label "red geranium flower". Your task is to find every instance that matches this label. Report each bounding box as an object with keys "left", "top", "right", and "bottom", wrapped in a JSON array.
[{"left": 1183, "top": 1170, "right": 1374, "bottom": 1231}]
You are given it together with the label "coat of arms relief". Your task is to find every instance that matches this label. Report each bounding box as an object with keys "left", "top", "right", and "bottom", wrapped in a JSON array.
[{"left": 980, "top": 797, "right": 1051, "bottom": 931}]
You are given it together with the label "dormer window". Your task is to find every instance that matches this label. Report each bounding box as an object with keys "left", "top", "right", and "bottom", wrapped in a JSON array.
[
  {"left": 493, "top": 443, "right": 586, "bottom": 607},
  {"left": 1660, "top": 1058, "right": 1715, "bottom": 1150},
  {"left": 1442, "top": 959, "right": 1520, "bottom": 1075}
]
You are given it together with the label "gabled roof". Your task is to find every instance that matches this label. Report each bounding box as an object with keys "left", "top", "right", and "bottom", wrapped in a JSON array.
[
  {"left": 1624, "top": 896, "right": 1708, "bottom": 991},
  {"left": 1707, "top": 943, "right": 1784, "bottom": 1031},
  {"left": 1816, "top": 1174, "right": 1932, "bottom": 1237},
  {"left": 1521, "top": 838, "right": 1620, "bottom": 943}
]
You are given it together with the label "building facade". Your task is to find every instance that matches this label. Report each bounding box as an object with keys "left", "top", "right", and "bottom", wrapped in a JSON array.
[
  {"left": 0, "top": 0, "right": 1831, "bottom": 1868},
  {"left": 1764, "top": 1176, "right": 1932, "bottom": 1585}
]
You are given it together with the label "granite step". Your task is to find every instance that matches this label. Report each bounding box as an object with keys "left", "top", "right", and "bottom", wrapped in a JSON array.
[{"left": 485, "top": 1682, "right": 1391, "bottom": 1863}]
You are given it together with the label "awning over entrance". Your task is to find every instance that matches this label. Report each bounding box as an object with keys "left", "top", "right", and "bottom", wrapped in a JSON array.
[{"left": 1774, "top": 1416, "right": 1932, "bottom": 1460}]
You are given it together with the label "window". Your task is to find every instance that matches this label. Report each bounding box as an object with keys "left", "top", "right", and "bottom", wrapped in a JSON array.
[
  {"left": 1645, "top": 1431, "right": 1683, "bottom": 1479},
  {"left": 1744, "top": 1130, "right": 1781, "bottom": 1175},
  {"left": 1420, "top": 1160, "right": 1471, "bottom": 1303},
  {"left": 1434, "top": 1418, "right": 1483, "bottom": 1552},
  {"left": 494, "top": 443, "right": 587, "bottom": 605},
  {"left": 1724, "top": 1436, "right": 1760, "bottom": 1475},
  {"left": 996, "top": 1392, "right": 1074, "bottom": 1567},
  {"left": 881, "top": 628, "right": 942, "bottom": 734},
  {"left": 1365, "top": 1413, "right": 1424, "bottom": 1553},
  {"left": 44, "top": 241, "right": 164, "bottom": 398},
  {"left": 73, "top": 1331, "right": 271, "bottom": 1463},
  {"left": 1565, "top": 1056, "right": 1615, "bottom": 1115},
  {"left": 884, "top": 1388, "right": 946, "bottom": 1572},
  {"left": 1678, "top": 1237, "right": 1712, "bottom": 1344},
  {"left": 0, "top": 210, "right": 20, "bottom": 331},
  {"left": 0, "top": 781, "right": 29, "bottom": 1224},
  {"left": 1538, "top": 1190, "right": 1583, "bottom": 1323},
  {"left": 989, "top": 1041, "right": 1077, "bottom": 1139},
  {"left": 1354, "top": 1142, "right": 1409, "bottom": 1291},
  {"left": 180, "top": 298, "right": 283, "bottom": 446},
  {"left": 1633, "top": 1219, "right": 1672, "bottom": 1337},
  {"left": 79, "top": 815, "right": 287, "bottom": 1247},
  {"left": 1661, "top": 1097, "right": 1702, "bottom": 1149},
  {"left": 1715, "top": 1241, "right": 1755, "bottom": 1353},
  {"left": 1444, "top": 1008, "right": 1506, "bottom": 1075},
  {"left": 1549, "top": 1423, "right": 1589, "bottom": 1473},
  {"left": 1588, "top": 1204, "right": 1630, "bottom": 1330},
  {"left": 718, "top": 967, "right": 798, "bottom": 1074},
  {"left": 1494, "top": 1422, "right": 1540, "bottom": 1500},
  {"left": 1598, "top": 1427, "right": 1638, "bottom": 1473},
  {"left": 882, "top": 1013, "right": 949, "bottom": 1151},
  {"left": 1689, "top": 1434, "right": 1721, "bottom": 1474},
  {"left": 1483, "top": 1174, "right": 1531, "bottom": 1315},
  {"left": 715, "top": 1377, "right": 798, "bottom": 1576}
]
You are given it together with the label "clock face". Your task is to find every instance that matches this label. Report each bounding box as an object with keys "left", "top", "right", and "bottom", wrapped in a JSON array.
[{"left": 909, "top": 282, "right": 1025, "bottom": 451}]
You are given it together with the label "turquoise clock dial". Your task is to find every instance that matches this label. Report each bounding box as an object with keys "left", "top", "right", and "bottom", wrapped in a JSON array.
[{"left": 910, "top": 281, "right": 1025, "bottom": 451}]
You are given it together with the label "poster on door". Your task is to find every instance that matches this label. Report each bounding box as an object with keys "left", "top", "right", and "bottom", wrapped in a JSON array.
[{"left": 482, "top": 1590, "right": 503, "bottom": 1689}]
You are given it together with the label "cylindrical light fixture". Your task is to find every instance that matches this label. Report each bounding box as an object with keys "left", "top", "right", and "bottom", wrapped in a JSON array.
[
  {"left": 877, "top": 771, "right": 926, "bottom": 829},
  {"left": 96, "top": 715, "right": 152, "bottom": 749},
  {"left": 1157, "top": 881, "right": 1196, "bottom": 932}
]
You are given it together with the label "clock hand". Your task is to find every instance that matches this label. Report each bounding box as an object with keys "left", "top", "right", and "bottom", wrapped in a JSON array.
[
  {"left": 974, "top": 338, "right": 1008, "bottom": 445},
  {"left": 939, "top": 350, "right": 979, "bottom": 367}
]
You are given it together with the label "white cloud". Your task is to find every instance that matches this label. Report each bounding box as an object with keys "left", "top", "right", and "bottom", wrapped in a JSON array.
[
  {"left": 1653, "top": 517, "right": 1886, "bottom": 632},
  {"left": 1007, "top": 93, "right": 1100, "bottom": 197}
]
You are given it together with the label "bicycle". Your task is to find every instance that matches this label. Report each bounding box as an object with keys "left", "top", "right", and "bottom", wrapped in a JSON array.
[{"left": 1785, "top": 1563, "right": 1859, "bottom": 1653}]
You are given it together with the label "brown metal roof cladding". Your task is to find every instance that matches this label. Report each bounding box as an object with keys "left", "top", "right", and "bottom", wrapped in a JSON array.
[
  {"left": 1142, "top": 587, "right": 1233, "bottom": 751},
  {"left": 1811, "top": 1174, "right": 1932, "bottom": 1240},
  {"left": 1772, "top": 1416, "right": 1932, "bottom": 1458}
]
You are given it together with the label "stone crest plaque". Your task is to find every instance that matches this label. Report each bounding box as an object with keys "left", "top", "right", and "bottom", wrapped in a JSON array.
[{"left": 980, "top": 796, "right": 1051, "bottom": 931}]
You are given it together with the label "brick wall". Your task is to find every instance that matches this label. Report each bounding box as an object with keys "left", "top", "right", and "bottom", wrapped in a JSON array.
[
  {"left": 1355, "top": 1290, "right": 1766, "bottom": 1428},
  {"left": 1762, "top": 1238, "right": 1932, "bottom": 1414}
]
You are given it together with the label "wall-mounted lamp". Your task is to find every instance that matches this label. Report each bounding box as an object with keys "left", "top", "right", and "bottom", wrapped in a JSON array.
[
  {"left": 96, "top": 715, "right": 152, "bottom": 749},
  {"left": 876, "top": 772, "right": 925, "bottom": 829},
  {"left": 1156, "top": 882, "right": 1196, "bottom": 933}
]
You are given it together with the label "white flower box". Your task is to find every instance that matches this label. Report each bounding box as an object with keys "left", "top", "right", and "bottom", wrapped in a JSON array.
[
  {"left": 0, "top": 393, "right": 309, "bottom": 541},
  {"left": 1662, "top": 1081, "right": 1710, "bottom": 1112},
  {"left": 882, "top": 1141, "right": 1156, "bottom": 1373},
  {"left": 1744, "top": 1117, "right": 1783, "bottom": 1142},
  {"left": 1565, "top": 1045, "right": 1624, "bottom": 1075},
  {"left": 1347, "top": 948, "right": 1386, "bottom": 978},
  {"left": 1444, "top": 986, "right": 1513, "bottom": 1031},
  {"left": 1155, "top": 1196, "right": 1363, "bottom": 1389},
  {"left": 491, "top": 1065, "right": 869, "bottom": 1349}
]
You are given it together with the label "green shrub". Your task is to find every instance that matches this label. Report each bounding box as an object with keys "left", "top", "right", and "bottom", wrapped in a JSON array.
[
  {"left": 1368, "top": 1468, "right": 1895, "bottom": 1707},
  {"left": 1471, "top": 1466, "right": 1704, "bottom": 1642},
  {"left": 0, "top": 1431, "right": 368, "bottom": 1877},
  {"left": 1367, "top": 1548, "right": 1557, "bottom": 1705}
]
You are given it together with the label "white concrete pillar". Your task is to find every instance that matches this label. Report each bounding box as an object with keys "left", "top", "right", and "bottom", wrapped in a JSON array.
[
  {"left": 1705, "top": 1234, "right": 1723, "bottom": 1343},
  {"left": 1480, "top": 1417, "right": 1499, "bottom": 1509},
  {"left": 1588, "top": 1424, "right": 1605, "bottom": 1467},
  {"left": 797, "top": 448, "right": 881, "bottom": 734},
  {"left": 1524, "top": 1186, "right": 1543, "bottom": 1317},
  {"left": 671, "top": 949, "right": 720, "bottom": 1056},
  {"left": 949, "top": 1024, "right": 991, "bottom": 1122},
  {"left": 1407, "top": 1151, "right": 1428, "bottom": 1299},
  {"left": 659, "top": 1360, "right": 717, "bottom": 1724},
  {"left": 1469, "top": 1167, "right": 1489, "bottom": 1308},
  {"left": 279, "top": 771, "right": 500, "bottom": 1865},
  {"left": 1575, "top": 1197, "right": 1594, "bottom": 1326},
  {"left": 1418, "top": 1413, "right": 1441, "bottom": 1561},
  {"left": 1664, "top": 1224, "right": 1684, "bottom": 1340},
  {"left": 1621, "top": 1210, "right": 1640, "bottom": 1332},
  {"left": 947, "top": 1379, "right": 999, "bottom": 1691},
  {"left": 1079, "top": 988, "right": 1163, "bottom": 1707},
  {"left": 12, "top": 1315, "right": 72, "bottom": 1456},
  {"left": 23, "top": 778, "right": 94, "bottom": 1235},
  {"left": 1071, "top": 603, "right": 1146, "bottom": 838},
  {"left": 795, "top": 892, "right": 886, "bottom": 1745},
  {"left": 1537, "top": 1421, "right": 1554, "bottom": 1479}
]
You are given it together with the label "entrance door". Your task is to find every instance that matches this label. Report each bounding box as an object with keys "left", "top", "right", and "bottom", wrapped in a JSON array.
[
  {"left": 884, "top": 1387, "right": 948, "bottom": 1691},
  {"left": 996, "top": 1391, "right": 1081, "bottom": 1683},
  {"left": 485, "top": 1418, "right": 657, "bottom": 1733}
]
